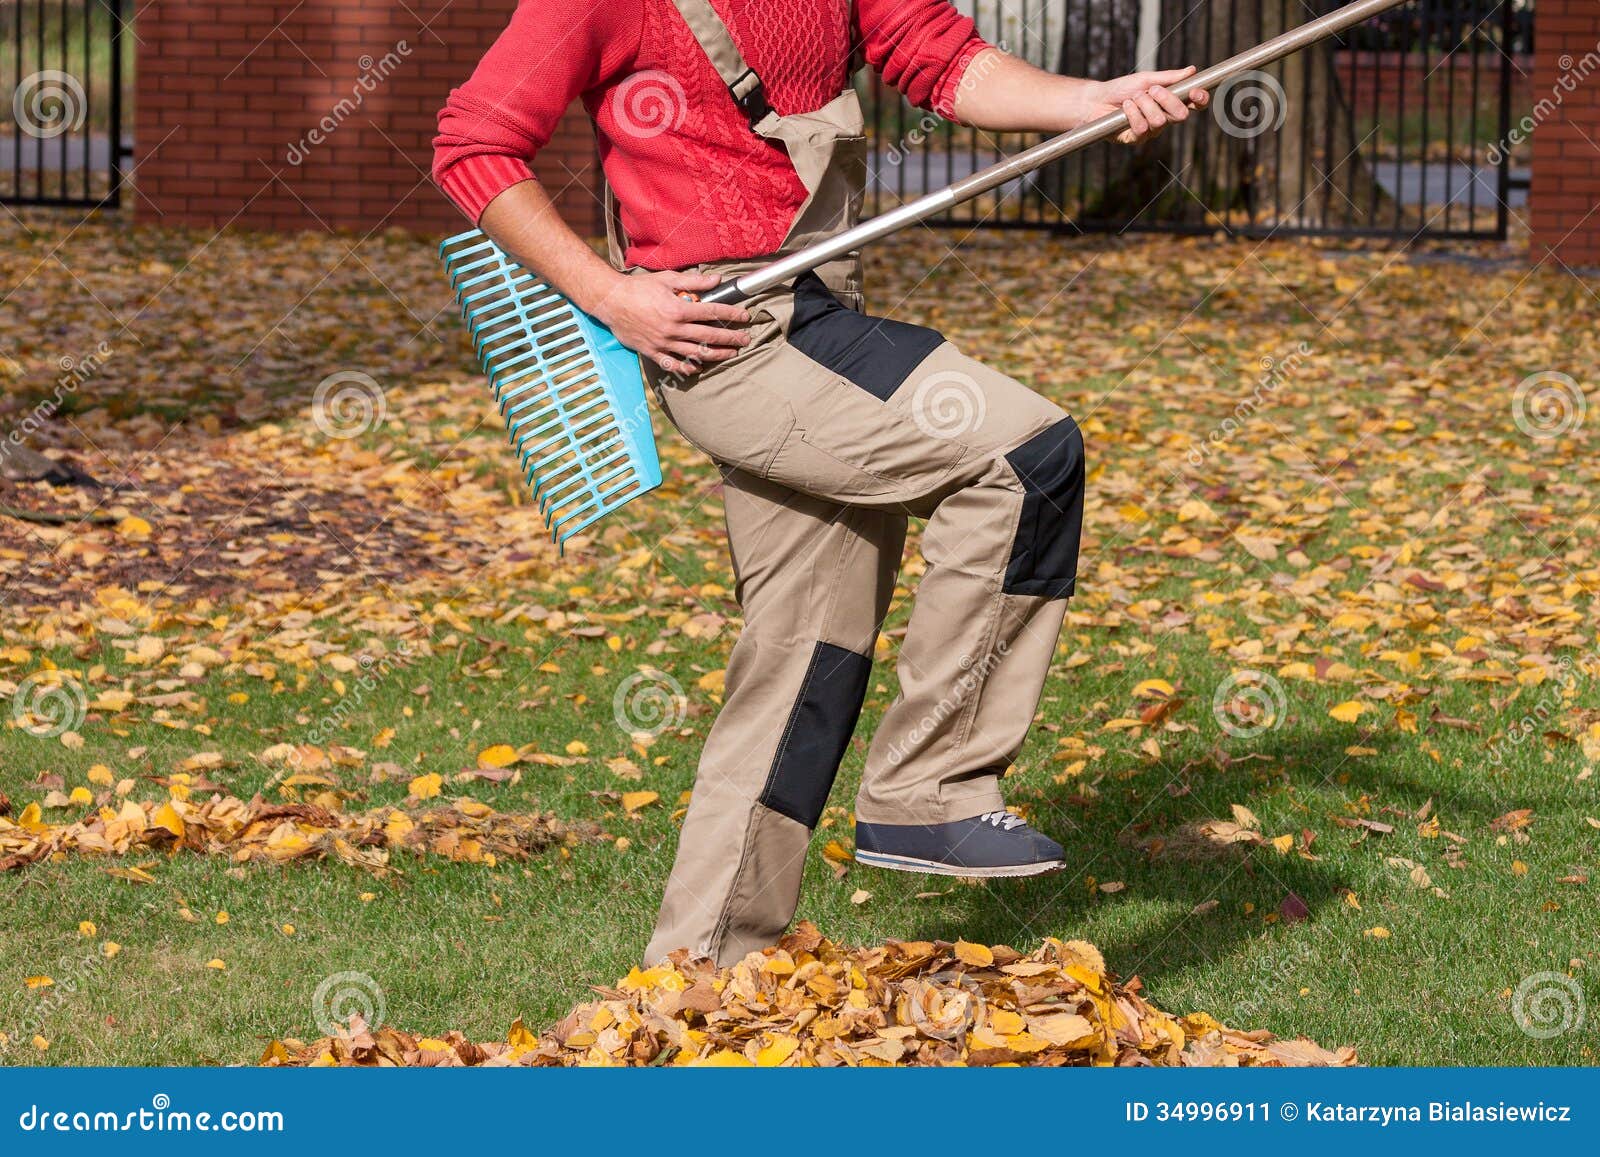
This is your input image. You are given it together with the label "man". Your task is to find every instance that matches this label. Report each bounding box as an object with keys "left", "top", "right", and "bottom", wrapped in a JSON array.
[{"left": 435, "top": 0, "right": 1208, "bottom": 966}]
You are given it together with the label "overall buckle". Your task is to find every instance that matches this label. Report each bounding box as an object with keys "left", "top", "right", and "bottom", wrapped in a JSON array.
[{"left": 729, "top": 68, "right": 773, "bottom": 126}]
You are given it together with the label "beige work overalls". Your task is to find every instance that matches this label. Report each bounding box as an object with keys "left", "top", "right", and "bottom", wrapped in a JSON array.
[{"left": 628, "top": 0, "right": 1086, "bottom": 966}]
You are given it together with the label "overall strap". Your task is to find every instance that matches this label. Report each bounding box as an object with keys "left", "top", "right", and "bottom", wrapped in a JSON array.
[{"left": 666, "top": 0, "right": 773, "bottom": 126}]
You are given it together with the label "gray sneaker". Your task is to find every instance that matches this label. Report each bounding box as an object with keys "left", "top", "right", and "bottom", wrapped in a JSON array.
[{"left": 854, "top": 812, "right": 1066, "bottom": 877}]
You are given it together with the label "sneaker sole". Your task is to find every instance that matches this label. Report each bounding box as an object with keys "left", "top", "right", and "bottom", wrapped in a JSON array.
[{"left": 854, "top": 848, "right": 1066, "bottom": 878}]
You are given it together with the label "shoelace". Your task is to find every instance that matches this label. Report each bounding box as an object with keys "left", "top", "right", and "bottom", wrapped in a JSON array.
[{"left": 979, "top": 811, "right": 1025, "bottom": 831}]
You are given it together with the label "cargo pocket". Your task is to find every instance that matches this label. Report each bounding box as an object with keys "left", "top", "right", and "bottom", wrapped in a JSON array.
[
  {"left": 770, "top": 372, "right": 966, "bottom": 500},
  {"left": 650, "top": 339, "right": 797, "bottom": 479}
]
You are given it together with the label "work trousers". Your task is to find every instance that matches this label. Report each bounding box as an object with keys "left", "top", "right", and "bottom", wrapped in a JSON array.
[{"left": 643, "top": 270, "right": 1085, "bottom": 965}]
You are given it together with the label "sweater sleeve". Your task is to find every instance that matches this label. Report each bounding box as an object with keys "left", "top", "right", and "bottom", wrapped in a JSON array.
[
  {"left": 857, "top": 0, "right": 992, "bottom": 122},
  {"left": 432, "top": 1, "right": 639, "bottom": 222}
]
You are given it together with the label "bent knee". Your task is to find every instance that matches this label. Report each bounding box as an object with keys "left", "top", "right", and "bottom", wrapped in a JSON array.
[{"left": 1001, "top": 415, "right": 1085, "bottom": 599}]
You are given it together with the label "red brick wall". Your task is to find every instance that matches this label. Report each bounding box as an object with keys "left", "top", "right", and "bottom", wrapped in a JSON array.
[
  {"left": 133, "top": 0, "right": 602, "bottom": 237},
  {"left": 1530, "top": 1, "right": 1600, "bottom": 268}
]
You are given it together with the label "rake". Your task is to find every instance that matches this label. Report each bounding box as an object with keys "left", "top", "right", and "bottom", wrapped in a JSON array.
[{"left": 440, "top": 0, "right": 1405, "bottom": 552}]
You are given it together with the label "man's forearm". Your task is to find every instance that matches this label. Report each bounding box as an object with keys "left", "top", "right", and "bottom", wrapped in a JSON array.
[
  {"left": 477, "top": 178, "right": 627, "bottom": 319},
  {"left": 949, "top": 48, "right": 1099, "bottom": 133},
  {"left": 950, "top": 48, "right": 1208, "bottom": 144}
]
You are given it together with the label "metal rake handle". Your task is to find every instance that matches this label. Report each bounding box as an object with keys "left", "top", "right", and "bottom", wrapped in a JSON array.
[{"left": 701, "top": 0, "right": 1411, "bottom": 305}]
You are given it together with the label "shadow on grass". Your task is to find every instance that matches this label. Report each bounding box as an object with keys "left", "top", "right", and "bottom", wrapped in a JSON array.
[{"left": 892, "top": 721, "right": 1508, "bottom": 978}]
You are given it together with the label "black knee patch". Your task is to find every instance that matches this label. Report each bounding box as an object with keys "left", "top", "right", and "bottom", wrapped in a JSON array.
[
  {"left": 759, "top": 641, "right": 872, "bottom": 827},
  {"left": 788, "top": 272, "right": 945, "bottom": 401},
  {"left": 1003, "top": 417, "right": 1085, "bottom": 599}
]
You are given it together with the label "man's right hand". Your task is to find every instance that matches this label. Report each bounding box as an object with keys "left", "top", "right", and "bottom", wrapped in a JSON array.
[{"left": 593, "top": 270, "right": 753, "bottom": 377}]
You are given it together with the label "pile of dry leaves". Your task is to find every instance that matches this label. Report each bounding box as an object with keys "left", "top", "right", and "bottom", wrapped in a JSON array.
[
  {"left": 261, "top": 922, "right": 1355, "bottom": 1068},
  {"left": 0, "top": 790, "right": 571, "bottom": 876}
]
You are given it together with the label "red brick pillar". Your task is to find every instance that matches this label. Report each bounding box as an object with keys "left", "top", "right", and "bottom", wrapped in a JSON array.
[
  {"left": 133, "top": 1, "right": 602, "bottom": 237},
  {"left": 1529, "top": 2, "right": 1600, "bottom": 267}
]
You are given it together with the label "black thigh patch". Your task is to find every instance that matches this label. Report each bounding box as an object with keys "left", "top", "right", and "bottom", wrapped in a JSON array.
[
  {"left": 759, "top": 641, "right": 872, "bottom": 827},
  {"left": 1003, "top": 417, "right": 1086, "bottom": 599},
  {"left": 788, "top": 272, "right": 945, "bottom": 401}
]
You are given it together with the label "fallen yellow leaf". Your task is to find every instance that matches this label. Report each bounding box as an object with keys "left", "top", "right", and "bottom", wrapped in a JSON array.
[
  {"left": 954, "top": 940, "right": 994, "bottom": 967},
  {"left": 477, "top": 744, "right": 518, "bottom": 769},
  {"left": 621, "top": 791, "right": 660, "bottom": 814},
  {"left": 756, "top": 1034, "right": 800, "bottom": 1066}
]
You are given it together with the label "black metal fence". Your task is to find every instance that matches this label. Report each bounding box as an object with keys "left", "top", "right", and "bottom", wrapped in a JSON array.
[
  {"left": 862, "top": 0, "right": 1533, "bottom": 240},
  {"left": 2, "top": 0, "right": 127, "bottom": 207}
]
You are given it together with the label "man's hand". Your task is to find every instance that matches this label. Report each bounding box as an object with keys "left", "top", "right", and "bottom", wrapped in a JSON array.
[
  {"left": 1080, "top": 65, "right": 1211, "bottom": 145},
  {"left": 593, "top": 271, "right": 753, "bottom": 377},
  {"left": 476, "top": 182, "right": 752, "bottom": 379}
]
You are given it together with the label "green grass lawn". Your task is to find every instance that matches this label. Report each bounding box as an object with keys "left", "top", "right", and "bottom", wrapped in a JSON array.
[{"left": 0, "top": 219, "right": 1595, "bottom": 1066}]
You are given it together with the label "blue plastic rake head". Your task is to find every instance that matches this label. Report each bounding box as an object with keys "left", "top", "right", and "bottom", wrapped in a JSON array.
[{"left": 440, "top": 229, "right": 663, "bottom": 553}]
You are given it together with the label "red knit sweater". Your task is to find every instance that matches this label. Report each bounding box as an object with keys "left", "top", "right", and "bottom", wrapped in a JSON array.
[{"left": 433, "top": 0, "right": 987, "bottom": 270}]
